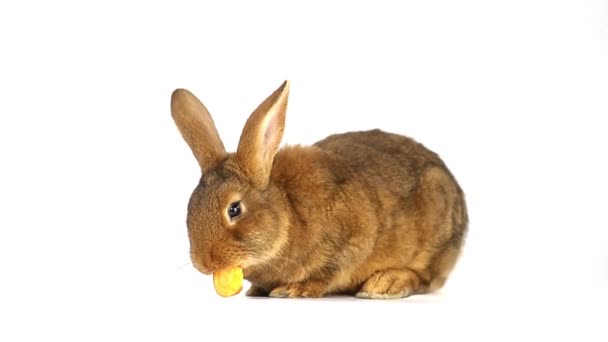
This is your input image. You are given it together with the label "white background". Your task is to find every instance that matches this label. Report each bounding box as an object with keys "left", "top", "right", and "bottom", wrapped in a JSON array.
[{"left": 1, "top": 1, "right": 607, "bottom": 341}]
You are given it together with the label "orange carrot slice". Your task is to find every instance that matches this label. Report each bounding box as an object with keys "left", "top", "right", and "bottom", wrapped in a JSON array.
[{"left": 213, "top": 267, "right": 243, "bottom": 297}]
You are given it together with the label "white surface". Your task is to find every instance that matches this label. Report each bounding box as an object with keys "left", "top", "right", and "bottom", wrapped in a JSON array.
[{"left": 1, "top": 1, "right": 606, "bottom": 341}]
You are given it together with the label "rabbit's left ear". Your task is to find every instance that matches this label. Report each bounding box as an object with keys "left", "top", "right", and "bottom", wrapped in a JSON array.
[{"left": 236, "top": 81, "right": 290, "bottom": 189}]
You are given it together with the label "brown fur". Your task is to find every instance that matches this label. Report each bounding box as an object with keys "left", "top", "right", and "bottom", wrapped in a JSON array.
[{"left": 170, "top": 81, "right": 468, "bottom": 299}]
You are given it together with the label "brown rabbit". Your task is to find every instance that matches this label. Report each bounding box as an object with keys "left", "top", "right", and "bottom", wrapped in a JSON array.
[{"left": 170, "top": 81, "right": 468, "bottom": 299}]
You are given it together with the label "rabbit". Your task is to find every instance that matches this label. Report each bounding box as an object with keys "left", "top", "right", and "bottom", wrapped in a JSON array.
[{"left": 170, "top": 81, "right": 468, "bottom": 299}]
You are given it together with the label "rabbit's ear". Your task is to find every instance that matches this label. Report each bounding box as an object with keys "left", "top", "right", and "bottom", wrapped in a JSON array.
[
  {"left": 171, "top": 89, "right": 226, "bottom": 172},
  {"left": 236, "top": 81, "right": 290, "bottom": 189}
]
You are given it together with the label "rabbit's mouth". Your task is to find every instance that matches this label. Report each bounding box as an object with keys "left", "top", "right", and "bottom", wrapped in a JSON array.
[{"left": 195, "top": 262, "right": 249, "bottom": 276}]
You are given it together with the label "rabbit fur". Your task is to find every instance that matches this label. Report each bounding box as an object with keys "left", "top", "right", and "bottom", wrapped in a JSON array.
[{"left": 170, "top": 81, "right": 468, "bottom": 299}]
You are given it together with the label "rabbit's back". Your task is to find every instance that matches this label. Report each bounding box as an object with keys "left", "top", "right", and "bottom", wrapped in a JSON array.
[{"left": 314, "top": 129, "right": 450, "bottom": 193}]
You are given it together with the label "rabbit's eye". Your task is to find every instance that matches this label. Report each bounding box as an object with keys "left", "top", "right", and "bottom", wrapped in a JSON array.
[{"left": 228, "top": 202, "right": 242, "bottom": 219}]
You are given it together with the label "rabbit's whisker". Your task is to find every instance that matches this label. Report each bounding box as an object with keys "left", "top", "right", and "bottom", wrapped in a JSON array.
[{"left": 176, "top": 262, "right": 193, "bottom": 271}]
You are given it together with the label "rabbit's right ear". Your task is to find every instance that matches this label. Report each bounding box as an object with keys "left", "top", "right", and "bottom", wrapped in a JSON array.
[{"left": 171, "top": 89, "right": 226, "bottom": 172}]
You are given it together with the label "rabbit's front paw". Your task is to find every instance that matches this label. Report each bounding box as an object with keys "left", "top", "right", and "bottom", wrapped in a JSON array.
[{"left": 269, "top": 281, "right": 327, "bottom": 298}]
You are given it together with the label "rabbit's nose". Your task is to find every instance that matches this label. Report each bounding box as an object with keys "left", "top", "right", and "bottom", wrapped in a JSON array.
[
  {"left": 192, "top": 259, "right": 212, "bottom": 275},
  {"left": 191, "top": 247, "right": 214, "bottom": 274},
  {"left": 196, "top": 246, "right": 220, "bottom": 274}
]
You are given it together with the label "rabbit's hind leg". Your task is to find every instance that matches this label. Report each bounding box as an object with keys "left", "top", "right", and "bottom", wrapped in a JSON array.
[{"left": 355, "top": 268, "right": 425, "bottom": 299}]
